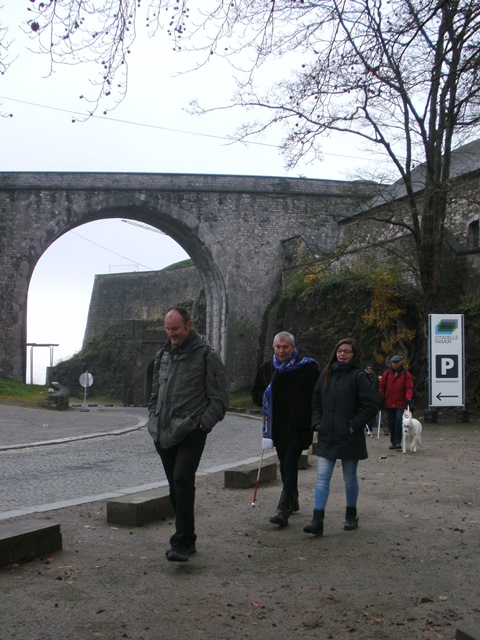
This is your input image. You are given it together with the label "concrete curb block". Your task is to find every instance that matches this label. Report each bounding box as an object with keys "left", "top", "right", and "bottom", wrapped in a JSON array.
[
  {"left": 0, "top": 420, "right": 147, "bottom": 452},
  {"left": 0, "top": 519, "right": 62, "bottom": 567},
  {"left": 106, "top": 487, "right": 174, "bottom": 527},
  {"left": 456, "top": 627, "right": 480, "bottom": 640},
  {"left": 105, "top": 461, "right": 280, "bottom": 527},
  {"left": 224, "top": 460, "right": 278, "bottom": 489}
]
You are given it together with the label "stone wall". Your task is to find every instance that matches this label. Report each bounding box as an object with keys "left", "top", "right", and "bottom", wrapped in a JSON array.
[
  {"left": 329, "top": 152, "right": 480, "bottom": 297},
  {"left": 84, "top": 265, "right": 202, "bottom": 343},
  {"left": 2, "top": 158, "right": 479, "bottom": 394},
  {"left": 0, "top": 172, "right": 372, "bottom": 390}
]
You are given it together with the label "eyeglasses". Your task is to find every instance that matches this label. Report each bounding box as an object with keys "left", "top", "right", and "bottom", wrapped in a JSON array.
[{"left": 337, "top": 349, "right": 353, "bottom": 354}]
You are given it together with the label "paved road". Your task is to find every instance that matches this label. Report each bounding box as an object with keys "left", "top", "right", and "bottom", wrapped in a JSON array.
[{"left": 0, "top": 407, "right": 266, "bottom": 521}]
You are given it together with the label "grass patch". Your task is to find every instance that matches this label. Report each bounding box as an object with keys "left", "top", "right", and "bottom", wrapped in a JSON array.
[
  {"left": 0, "top": 377, "right": 259, "bottom": 412},
  {"left": 229, "top": 391, "right": 256, "bottom": 410},
  {"left": 0, "top": 376, "right": 50, "bottom": 408},
  {"left": 0, "top": 377, "right": 122, "bottom": 408},
  {"left": 163, "top": 259, "right": 194, "bottom": 271},
  {"left": 70, "top": 395, "right": 124, "bottom": 407}
]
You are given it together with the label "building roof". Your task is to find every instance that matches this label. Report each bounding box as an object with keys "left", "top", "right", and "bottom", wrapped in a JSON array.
[{"left": 339, "top": 138, "right": 480, "bottom": 223}]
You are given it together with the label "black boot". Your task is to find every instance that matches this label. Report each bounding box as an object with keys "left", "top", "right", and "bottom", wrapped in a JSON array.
[
  {"left": 344, "top": 506, "right": 358, "bottom": 530},
  {"left": 289, "top": 492, "right": 299, "bottom": 514},
  {"left": 269, "top": 491, "right": 291, "bottom": 526},
  {"left": 303, "top": 509, "right": 324, "bottom": 535}
]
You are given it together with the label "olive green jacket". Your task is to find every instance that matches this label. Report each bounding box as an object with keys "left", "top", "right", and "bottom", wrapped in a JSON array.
[{"left": 147, "top": 330, "right": 229, "bottom": 448}]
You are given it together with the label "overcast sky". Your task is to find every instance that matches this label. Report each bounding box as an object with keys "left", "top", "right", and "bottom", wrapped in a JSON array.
[{"left": 1, "top": 3, "right": 374, "bottom": 384}]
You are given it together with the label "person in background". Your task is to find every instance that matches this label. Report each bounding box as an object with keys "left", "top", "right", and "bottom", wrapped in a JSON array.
[
  {"left": 378, "top": 355, "right": 414, "bottom": 451},
  {"left": 251, "top": 331, "right": 319, "bottom": 527},
  {"left": 147, "top": 306, "right": 229, "bottom": 562},
  {"left": 364, "top": 364, "right": 378, "bottom": 390},
  {"left": 304, "top": 338, "right": 377, "bottom": 537},
  {"left": 364, "top": 364, "right": 379, "bottom": 434}
]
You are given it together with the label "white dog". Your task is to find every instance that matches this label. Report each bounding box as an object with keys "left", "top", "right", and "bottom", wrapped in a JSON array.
[{"left": 402, "top": 407, "right": 422, "bottom": 453}]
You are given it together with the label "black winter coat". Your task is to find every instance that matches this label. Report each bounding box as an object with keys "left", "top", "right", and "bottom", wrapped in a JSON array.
[
  {"left": 312, "top": 362, "right": 378, "bottom": 460},
  {"left": 251, "top": 357, "right": 320, "bottom": 451}
]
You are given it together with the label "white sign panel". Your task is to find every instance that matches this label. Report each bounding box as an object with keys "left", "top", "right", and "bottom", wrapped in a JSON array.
[
  {"left": 79, "top": 371, "right": 94, "bottom": 388},
  {"left": 428, "top": 314, "right": 464, "bottom": 407}
]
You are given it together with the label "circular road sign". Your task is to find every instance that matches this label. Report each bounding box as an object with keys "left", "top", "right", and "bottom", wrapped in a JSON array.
[{"left": 79, "top": 372, "right": 94, "bottom": 388}]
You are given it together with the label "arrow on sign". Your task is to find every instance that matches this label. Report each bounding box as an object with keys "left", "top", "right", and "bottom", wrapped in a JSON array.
[{"left": 436, "top": 392, "right": 459, "bottom": 401}]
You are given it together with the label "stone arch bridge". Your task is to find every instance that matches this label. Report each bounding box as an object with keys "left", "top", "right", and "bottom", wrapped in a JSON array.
[{"left": 0, "top": 172, "right": 368, "bottom": 390}]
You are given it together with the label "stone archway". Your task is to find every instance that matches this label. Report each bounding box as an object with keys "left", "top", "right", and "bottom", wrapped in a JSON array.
[
  {"left": 33, "top": 206, "right": 228, "bottom": 382},
  {"left": 107, "top": 205, "right": 229, "bottom": 361},
  {"left": 0, "top": 172, "right": 367, "bottom": 389}
]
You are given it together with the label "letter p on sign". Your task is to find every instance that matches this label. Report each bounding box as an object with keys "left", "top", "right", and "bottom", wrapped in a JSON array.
[{"left": 436, "top": 355, "right": 458, "bottom": 378}]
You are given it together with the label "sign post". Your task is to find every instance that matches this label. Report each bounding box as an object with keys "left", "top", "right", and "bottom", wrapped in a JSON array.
[
  {"left": 79, "top": 371, "right": 94, "bottom": 412},
  {"left": 428, "top": 315, "right": 464, "bottom": 409}
]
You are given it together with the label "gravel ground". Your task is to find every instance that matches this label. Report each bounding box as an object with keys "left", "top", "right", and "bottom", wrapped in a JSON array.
[{"left": 1, "top": 420, "right": 479, "bottom": 640}]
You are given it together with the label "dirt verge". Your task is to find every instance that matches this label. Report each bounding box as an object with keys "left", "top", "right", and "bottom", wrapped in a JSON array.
[{"left": 2, "top": 422, "right": 479, "bottom": 640}]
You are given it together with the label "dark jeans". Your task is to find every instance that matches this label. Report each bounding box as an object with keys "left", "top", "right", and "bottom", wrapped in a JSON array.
[
  {"left": 275, "top": 447, "right": 304, "bottom": 494},
  {"left": 154, "top": 427, "right": 207, "bottom": 550},
  {"left": 386, "top": 408, "right": 404, "bottom": 446}
]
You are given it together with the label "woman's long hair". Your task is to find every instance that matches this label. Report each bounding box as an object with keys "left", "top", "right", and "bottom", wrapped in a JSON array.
[{"left": 321, "top": 337, "right": 362, "bottom": 390}]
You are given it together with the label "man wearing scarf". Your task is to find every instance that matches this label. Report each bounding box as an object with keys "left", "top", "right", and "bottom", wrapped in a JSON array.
[{"left": 251, "top": 332, "right": 319, "bottom": 526}]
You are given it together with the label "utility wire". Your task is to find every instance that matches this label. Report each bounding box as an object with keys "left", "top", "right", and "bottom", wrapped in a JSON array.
[
  {"left": 71, "top": 230, "right": 157, "bottom": 272},
  {"left": 0, "top": 94, "right": 278, "bottom": 147},
  {"left": 0, "top": 94, "right": 372, "bottom": 161}
]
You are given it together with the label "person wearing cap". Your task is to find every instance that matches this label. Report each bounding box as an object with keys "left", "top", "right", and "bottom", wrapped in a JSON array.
[
  {"left": 378, "top": 355, "right": 414, "bottom": 450},
  {"left": 364, "top": 364, "right": 378, "bottom": 388}
]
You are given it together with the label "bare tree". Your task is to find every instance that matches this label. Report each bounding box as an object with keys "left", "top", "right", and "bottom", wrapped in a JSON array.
[
  {"left": 5, "top": 1, "right": 480, "bottom": 314},
  {"left": 1, "top": 5, "right": 12, "bottom": 79},
  {"left": 183, "top": 0, "right": 480, "bottom": 319},
  {"left": 0, "top": 6, "right": 14, "bottom": 117},
  {"left": 16, "top": 0, "right": 143, "bottom": 113}
]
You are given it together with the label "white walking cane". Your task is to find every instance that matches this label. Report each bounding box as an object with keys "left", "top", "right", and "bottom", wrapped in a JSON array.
[
  {"left": 376, "top": 411, "right": 382, "bottom": 439},
  {"left": 251, "top": 449, "right": 265, "bottom": 507}
]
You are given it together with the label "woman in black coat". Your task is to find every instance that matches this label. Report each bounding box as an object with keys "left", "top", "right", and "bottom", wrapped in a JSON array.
[{"left": 304, "top": 337, "right": 377, "bottom": 536}]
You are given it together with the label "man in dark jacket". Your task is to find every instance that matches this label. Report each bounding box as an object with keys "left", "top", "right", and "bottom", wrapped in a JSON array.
[
  {"left": 378, "top": 355, "right": 414, "bottom": 450},
  {"left": 251, "top": 331, "right": 319, "bottom": 527},
  {"left": 148, "top": 306, "right": 229, "bottom": 562}
]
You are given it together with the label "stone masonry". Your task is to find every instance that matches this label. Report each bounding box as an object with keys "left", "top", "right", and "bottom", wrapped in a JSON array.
[
  {"left": 83, "top": 265, "right": 202, "bottom": 342},
  {"left": 0, "top": 172, "right": 373, "bottom": 390}
]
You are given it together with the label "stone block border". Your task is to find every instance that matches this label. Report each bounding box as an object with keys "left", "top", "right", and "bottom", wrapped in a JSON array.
[
  {"left": 457, "top": 627, "right": 480, "bottom": 640},
  {"left": 224, "top": 460, "right": 278, "bottom": 489},
  {"left": 106, "top": 487, "right": 174, "bottom": 527},
  {"left": 0, "top": 519, "right": 62, "bottom": 567}
]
